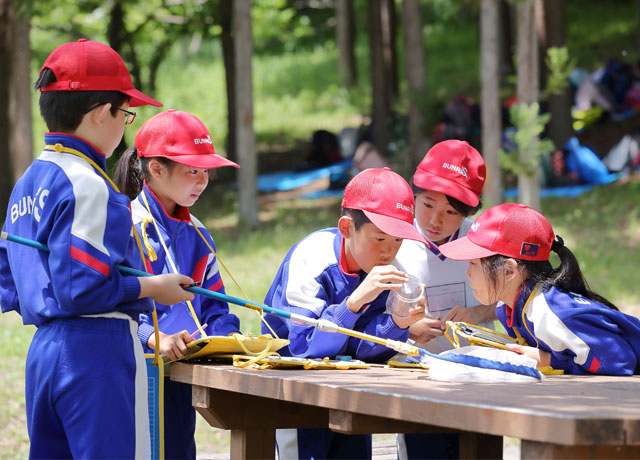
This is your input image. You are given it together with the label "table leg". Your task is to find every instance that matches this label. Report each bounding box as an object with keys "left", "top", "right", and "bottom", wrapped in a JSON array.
[
  {"left": 459, "top": 432, "right": 503, "bottom": 459},
  {"left": 230, "top": 428, "right": 276, "bottom": 460}
]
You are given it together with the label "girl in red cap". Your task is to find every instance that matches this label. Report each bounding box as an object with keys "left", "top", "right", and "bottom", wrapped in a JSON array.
[
  {"left": 439, "top": 203, "right": 640, "bottom": 376},
  {"left": 115, "top": 109, "right": 241, "bottom": 460},
  {"left": 393, "top": 139, "right": 496, "bottom": 459}
]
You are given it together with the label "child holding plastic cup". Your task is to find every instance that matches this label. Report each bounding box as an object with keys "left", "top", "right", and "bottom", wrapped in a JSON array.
[
  {"left": 392, "top": 140, "right": 495, "bottom": 459},
  {"left": 386, "top": 274, "right": 424, "bottom": 318}
]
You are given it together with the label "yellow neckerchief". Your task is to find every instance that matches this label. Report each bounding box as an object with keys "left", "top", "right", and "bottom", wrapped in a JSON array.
[
  {"left": 139, "top": 189, "right": 280, "bottom": 339},
  {"left": 518, "top": 284, "right": 540, "bottom": 348},
  {"left": 45, "top": 143, "right": 163, "bottom": 365},
  {"left": 515, "top": 285, "right": 563, "bottom": 374}
]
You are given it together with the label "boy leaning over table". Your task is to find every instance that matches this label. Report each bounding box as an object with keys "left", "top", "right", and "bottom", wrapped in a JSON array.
[{"left": 262, "top": 167, "right": 428, "bottom": 459}]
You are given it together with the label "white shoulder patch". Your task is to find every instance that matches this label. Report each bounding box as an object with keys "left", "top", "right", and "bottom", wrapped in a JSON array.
[
  {"left": 525, "top": 291, "right": 591, "bottom": 365},
  {"left": 285, "top": 231, "right": 338, "bottom": 316},
  {"left": 190, "top": 214, "right": 205, "bottom": 229},
  {"left": 40, "top": 151, "right": 110, "bottom": 255},
  {"left": 130, "top": 198, "right": 151, "bottom": 224}
]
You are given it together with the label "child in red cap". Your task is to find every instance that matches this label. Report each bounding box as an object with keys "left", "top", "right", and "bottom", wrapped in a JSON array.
[
  {"left": 393, "top": 139, "right": 496, "bottom": 459},
  {"left": 0, "top": 40, "right": 195, "bottom": 459},
  {"left": 115, "top": 109, "right": 241, "bottom": 459},
  {"left": 262, "top": 167, "right": 427, "bottom": 459},
  {"left": 440, "top": 203, "right": 640, "bottom": 375}
]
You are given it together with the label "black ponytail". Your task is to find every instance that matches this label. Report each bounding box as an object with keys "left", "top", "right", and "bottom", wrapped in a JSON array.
[
  {"left": 114, "top": 146, "right": 145, "bottom": 200},
  {"left": 481, "top": 241, "right": 619, "bottom": 311},
  {"left": 114, "top": 148, "right": 177, "bottom": 200}
]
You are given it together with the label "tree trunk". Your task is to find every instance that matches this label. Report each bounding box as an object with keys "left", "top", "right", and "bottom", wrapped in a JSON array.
[
  {"left": 516, "top": 0, "right": 540, "bottom": 210},
  {"left": 9, "top": 8, "right": 32, "bottom": 181},
  {"left": 401, "top": 0, "right": 428, "bottom": 172},
  {"left": 336, "top": 0, "right": 357, "bottom": 87},
  {"left": 637, "top": 0, "right": 640, "bottom": 59},
  {"left": 535, "top": 0, "right": 546, "bottom": 89},
  {"left": 499, "top": 0, "right": 515, "bottom": 77},
  {"left": 544, "top": 0, "right": 572, "bottom": 149},
  {"left": 480, "top": 0, "right": 503, "bottom": 207},
  {"left": 220, "top": 0, "right": 237, "bottom": 163},
  {"left": 383, "top": 0, "right": 399, "bottom": 100},
  {"left": 0, "top": 0, "right": 14, "bottom": 212},
  {"left": 148, "top": 39, "right": 171, "bottom": 95},
  {"left": 368, "top": 0, "right": 391, "bottom": 155},
  {"left": 233, "top": 0, "right": 258, "bottom": 228}
]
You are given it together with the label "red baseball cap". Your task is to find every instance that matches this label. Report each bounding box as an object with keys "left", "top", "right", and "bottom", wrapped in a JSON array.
[
  {"left": 413, "top": 140, "right": 486, "bottom": 207},
  {"left": 135, "top": 110, "right": 239, "bottom": 169},
  {"left": 439, "top": 203, "right": 555, "bottom": 261},
  {"left": 39, "top": 39, "right": 162, "bottom": 108},
  {"left": 342, "top": 168, "right": 427, "bottom": 244}
]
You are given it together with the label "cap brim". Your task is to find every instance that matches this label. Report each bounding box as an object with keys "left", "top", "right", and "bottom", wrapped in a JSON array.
[
  {"left": 439, "top": 236, "right": 498, "bottom": 260},
  {"left": 414, "top": 170, "right": 480, "bottom": 207},
  {"left": 169, "top": 154, "right": 240, "bottom": 169},
  {"left": 363, "top": 210, "right": 427, "bottom": 245},
  {"left": 123, "top": 88, "right": 163, "bottom": 108}
]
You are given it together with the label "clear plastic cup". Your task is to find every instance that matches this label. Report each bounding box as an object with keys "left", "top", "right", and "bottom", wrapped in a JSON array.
[{"left": 386, "top": 274, "right": 424, "bottom": 318}]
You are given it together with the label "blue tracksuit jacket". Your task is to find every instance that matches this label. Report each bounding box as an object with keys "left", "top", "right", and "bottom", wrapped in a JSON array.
[
  {"left": 132, "top": 183, "right": 240, "bottom": 348},
  {"left": 0, "top": 133, "right": 150, "bottom": 324},
  {"left": 0, "top": 133, "right": 152, "bottom": 459},
  {"left": 262, "top": 227, "right": 409, "bottom": 362},
  {"left": 497, "top": 283, "right": 640, "bottom": 375}
]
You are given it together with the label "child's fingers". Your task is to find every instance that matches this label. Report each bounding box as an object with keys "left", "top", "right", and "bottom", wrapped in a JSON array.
[
  {"left": 178, "top": 330, "right": 194, "bottom": 344},
  {"left": 505, "top": 343, "right": 523, "bottom": 354}
]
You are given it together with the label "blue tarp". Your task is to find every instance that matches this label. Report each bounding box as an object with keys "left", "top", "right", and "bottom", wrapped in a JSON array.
[
  {"left": 256, "top": 160, "right": 353, "bottom": 192},
  {"left": 504, "top": 173, "right": 620, "bottom": 199}
]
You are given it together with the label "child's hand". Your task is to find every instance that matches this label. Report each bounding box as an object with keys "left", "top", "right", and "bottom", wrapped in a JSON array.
[
  {"left": 443, "top": 305, "right": 476, "bottom": 324},
  {"left": 346, "top": 265, "right": 408, "bottom": 313},
  {"left": 138, "top": 273, "right": 195, "bottom": 304},
  {"left": 408, "top": 316, "right": 445, "bottom": 343},
  {"left": 147, "top": 330, "right": 193, "bottom": 361},
  {"left": 443, "top": 304, "right": 497, "bottom": 325},
  {"left": 391, "top": 296, "right": 425, "bottom": 329},
  {"left": 506, "top": 343, "right": 551, "bottom": 367}
]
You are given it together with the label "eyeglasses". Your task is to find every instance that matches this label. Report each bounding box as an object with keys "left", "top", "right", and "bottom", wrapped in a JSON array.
[{"left": 84, "top": 103, "right": 137, "bottom": 125}]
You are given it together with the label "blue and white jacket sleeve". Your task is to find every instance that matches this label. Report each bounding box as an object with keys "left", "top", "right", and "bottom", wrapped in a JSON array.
[
  {"left": 41, "top": 178, "right": 142, "bottom": 315},
  {"left": 510, "top": 288, "right": 640, "bottom": 375}
]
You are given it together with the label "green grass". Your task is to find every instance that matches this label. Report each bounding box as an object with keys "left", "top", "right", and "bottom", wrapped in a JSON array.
[{"left": 0, "top": 312, "right": 34, "bottom": 459}]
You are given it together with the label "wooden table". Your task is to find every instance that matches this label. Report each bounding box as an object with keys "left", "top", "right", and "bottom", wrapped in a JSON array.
[{"left": 171, "top": 363, "right": 640, "bottom": 459}]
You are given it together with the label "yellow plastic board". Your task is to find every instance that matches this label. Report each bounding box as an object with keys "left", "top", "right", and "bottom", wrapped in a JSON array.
[{"left": 179, "top": 334, "right": 289, "bottom": 361}]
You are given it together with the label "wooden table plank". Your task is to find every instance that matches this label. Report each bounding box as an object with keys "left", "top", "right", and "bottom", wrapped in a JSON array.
[{"left": 172, "top": 363, "right": 640, "bottom": 448}]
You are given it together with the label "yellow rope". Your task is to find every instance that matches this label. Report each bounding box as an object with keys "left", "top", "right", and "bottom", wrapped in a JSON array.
[{"left": 45, "top": 144, "right": 162, "bottom": 365}]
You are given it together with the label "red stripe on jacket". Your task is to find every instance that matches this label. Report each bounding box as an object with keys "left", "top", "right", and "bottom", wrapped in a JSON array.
[{"left": 70, "top": 246, "right": 110, "bottom": 277}]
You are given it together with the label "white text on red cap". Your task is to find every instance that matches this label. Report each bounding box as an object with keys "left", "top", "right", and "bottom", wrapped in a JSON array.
[
  {"left": 194, "top": 135, "right": 213, "bottom": 145},
  {"left": 396, "top": 203, "right": 414, "bottom": 213},
  {"left": 442, "top": 162, "right": 468, "bottom": 178}
]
